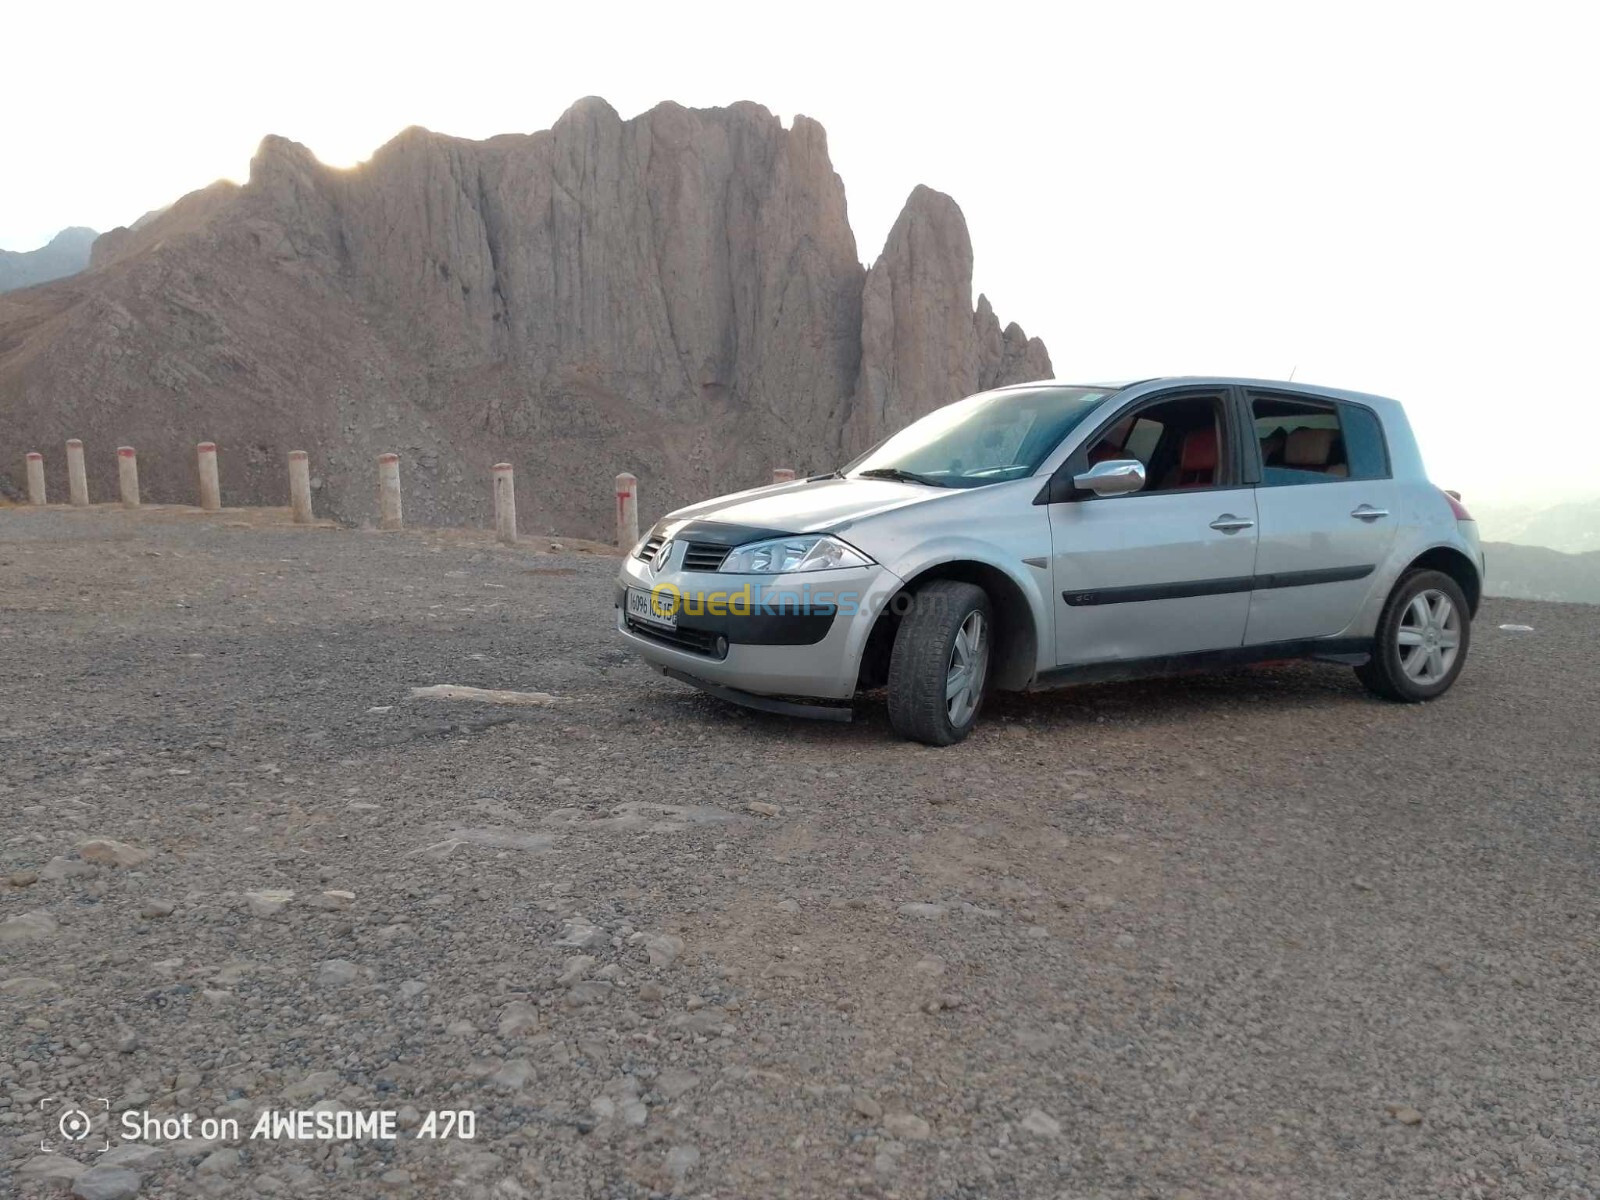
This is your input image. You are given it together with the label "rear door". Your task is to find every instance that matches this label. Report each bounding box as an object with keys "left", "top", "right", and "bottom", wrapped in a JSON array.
[
  {"left": 1242, "top": 389, "right": 1399, "bottom": 643},
  {"left": 1046, "top": 387, "right": 1259, "bottom": 666}
]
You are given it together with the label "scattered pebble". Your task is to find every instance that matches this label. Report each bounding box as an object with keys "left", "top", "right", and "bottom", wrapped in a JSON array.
[
  {"left": 1021, "top": 1108, "right": 1062, "bottom": 1137},
  {"left": 71, "top": 1165, "right": 143, "bottom": 1200},
  {"left": 883, "top": 1112, "right": 932, "bottom": 1141},
  {"left": 315, "top": 959, "right": 359, "bottom": 987},
  {"left": 0, "top": 910, "right": 58, "bottom": 943},
  {"left": 78, "top": 838, "right": 153, "bottom": 868},
  {"left": 244, "top": 889, "right": 294, "bottom": 917}
]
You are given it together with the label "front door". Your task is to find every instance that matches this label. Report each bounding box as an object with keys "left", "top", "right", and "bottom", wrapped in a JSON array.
[{"left": 1048, "top": 389, "right": 1259, "bottom": 666}]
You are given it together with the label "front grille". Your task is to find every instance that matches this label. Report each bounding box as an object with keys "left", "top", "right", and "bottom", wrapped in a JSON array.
[
  {"left": 624, "top": 616, "right": 727, "bottom": 659},
  {"left": 635, "top": 534, "right": 665, "bottom": 562},
  {"left": 682, "top": 543, "right": 731, "bottom": 572}
]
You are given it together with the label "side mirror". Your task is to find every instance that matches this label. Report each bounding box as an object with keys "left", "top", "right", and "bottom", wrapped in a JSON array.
[{"left": 1072, "top": 458, "right": 1146, "bottom": 497}]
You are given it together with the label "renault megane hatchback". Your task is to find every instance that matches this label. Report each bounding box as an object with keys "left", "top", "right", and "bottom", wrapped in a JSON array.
[{"left": 617, "top": 378, "right": 1483, "bottom": 745}]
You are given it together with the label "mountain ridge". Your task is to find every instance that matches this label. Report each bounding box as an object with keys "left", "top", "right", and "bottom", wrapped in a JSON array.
[
  {"left": 1483, "top": 541, "right": 1600, "bottom": 605},
  {"left": 0, "top": 226, "right": 98, "bottom": 292},
  {"left": 0, "top": 99, "right": 1049, "bottom": 536}
]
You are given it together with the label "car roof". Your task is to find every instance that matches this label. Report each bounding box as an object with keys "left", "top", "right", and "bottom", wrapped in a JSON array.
[{"left": 993, "top": 376, "right": 1401, "bottom": 412}]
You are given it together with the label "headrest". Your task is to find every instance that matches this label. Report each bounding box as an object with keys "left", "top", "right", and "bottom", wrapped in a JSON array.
[
  {"left": 1180, "top": 426, "right": 1218, "bottom": 472},
  {"left": 1285, "top": 427, "right": 1336, "bottom": 466}
]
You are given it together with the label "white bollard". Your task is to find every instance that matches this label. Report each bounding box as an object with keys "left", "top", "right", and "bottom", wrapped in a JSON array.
[
  {"left": 117, "top": 447, "right": 140, "bottom": 508},
  {"left": 772, "top": 467, "right": 797, "bottom": 485},
  {"left": 378, "top": 453, "right": 403, "bottom": 530},
  {"left": 492, "top": 463, "right": 517, "bottom": 545},
  {"left": 66, "top": 439, "right": 89, "bottom": 507},
  {"left": 197, "top": 442, "right": 221, "bottom": 511},
  {"left": 25, "top": 452, "right": 46, "bottom": 505},
  {"left": 615, "top": 472, "right": 639, "bottom": 550},
  {"left": 288, "top": 451, "right": 313, "bottom": 524}
]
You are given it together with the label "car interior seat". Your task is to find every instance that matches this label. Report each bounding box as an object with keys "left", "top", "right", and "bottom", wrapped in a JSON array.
[
  {"left": 1174, "top": 426, "right": 1217, "bottom": 487},
  {"left": 1284, "top": 427, "right": 1348, "bottom": 477}
]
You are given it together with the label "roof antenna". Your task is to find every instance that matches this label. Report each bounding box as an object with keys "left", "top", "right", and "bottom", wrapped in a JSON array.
[{"left": 1287, "top": 364, "right": 1298, "bottom": 381}]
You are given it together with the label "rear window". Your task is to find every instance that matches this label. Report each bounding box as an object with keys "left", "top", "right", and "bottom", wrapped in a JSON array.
[
  {"left": 1339, "top": 405, "right": 1390, "bottom": 479},
  {"left": 1248, "top": 393, "right": 1390, "bottom": 484}
]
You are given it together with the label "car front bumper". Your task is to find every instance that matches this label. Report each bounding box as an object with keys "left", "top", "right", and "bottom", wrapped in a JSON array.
[{"left": 614, "top": 554, "right": 902, "bottom": 701}]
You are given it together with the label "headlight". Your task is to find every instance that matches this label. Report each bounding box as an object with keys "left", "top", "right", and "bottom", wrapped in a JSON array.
[{"left": 720, "top": 534, "right": 874, "bottom": 574}]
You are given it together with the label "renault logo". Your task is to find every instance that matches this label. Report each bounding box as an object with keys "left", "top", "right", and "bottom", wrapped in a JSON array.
[{"left": 650, "top": 538, "right": 674, "bottom": 574}]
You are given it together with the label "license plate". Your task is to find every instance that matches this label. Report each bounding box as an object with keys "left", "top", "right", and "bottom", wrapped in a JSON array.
[{"left": 627, "top": 587, "right": 677, "bottom": 630}]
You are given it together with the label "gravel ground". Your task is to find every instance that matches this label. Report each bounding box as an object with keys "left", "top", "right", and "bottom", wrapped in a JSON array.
[{"left": 2, "top": 505, "right": 1596, "bottom": 1200}]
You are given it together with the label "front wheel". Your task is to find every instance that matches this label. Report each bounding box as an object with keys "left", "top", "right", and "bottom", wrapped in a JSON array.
[
  {"left": 886, "top": 580, "right": 993, "bottom": 746},
  {"left": 1355, "top": 569, "right": 1471, "bottom": 702}
]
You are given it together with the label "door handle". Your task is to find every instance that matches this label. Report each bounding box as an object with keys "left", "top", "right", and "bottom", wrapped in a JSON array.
[
  {"left": 1209, "top": 514, "right": 1255, "bottom": 533},
  {"left": 1350, "top": 505, "right": 1389, "bottom": 522}
]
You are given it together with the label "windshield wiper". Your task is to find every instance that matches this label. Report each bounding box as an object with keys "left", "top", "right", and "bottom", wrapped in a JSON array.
[{"left": 855, "top": 467, "right": 949, "bottom": 488}]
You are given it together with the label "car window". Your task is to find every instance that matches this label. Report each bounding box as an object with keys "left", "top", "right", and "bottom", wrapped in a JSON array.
[
  {"left": 1339, "top": 405, "right": 1390, "bottom": 479},
  {"left": 1250, "top": 395, "right": 1350, "bottom": 485},
  {"left": 1083, "top": 393, "right": 1230, "bottom": 494},
  {"left": 848, "top": 385, "right": 1114, "bottom": 489}
]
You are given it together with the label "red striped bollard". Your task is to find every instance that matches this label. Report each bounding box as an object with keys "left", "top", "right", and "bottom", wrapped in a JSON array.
[{"left": 615, "top": 472, "right": 639, "bottom": 550}]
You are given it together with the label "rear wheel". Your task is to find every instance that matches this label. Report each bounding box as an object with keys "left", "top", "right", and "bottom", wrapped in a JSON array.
[
  {"left": 887, "top": 580, "right": 992, "bottom": 746},
  {"left": 1355, "top": 569, "right": 1471, "bottom": 701}
]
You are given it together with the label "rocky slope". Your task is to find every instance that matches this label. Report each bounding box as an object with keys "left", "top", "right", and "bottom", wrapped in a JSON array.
[
  {"left": 0, "top": 100, "right": 1049, "bottom": 535},
  {"left": 0, "top": 226, "right": 97, "bottom": 292}
]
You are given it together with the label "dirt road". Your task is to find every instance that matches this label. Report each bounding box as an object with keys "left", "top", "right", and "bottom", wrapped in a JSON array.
[{"left": 2, "top": 507, "right": 1596, "bottom": 1199}]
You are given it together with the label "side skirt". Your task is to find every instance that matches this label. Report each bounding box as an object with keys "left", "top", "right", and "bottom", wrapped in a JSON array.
[{"left": 1029, "top": 637, "right": 1373, "bottom": 690}]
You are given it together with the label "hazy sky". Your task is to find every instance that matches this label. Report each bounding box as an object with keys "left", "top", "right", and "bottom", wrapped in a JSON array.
[{"left": 4, "top": 1, "right": 1596, "bottom": 508}]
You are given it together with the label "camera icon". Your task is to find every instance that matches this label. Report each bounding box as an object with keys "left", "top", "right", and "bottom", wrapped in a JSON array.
[{"left": 38, "top": 1097, "right": 109, "bottom": 1154}]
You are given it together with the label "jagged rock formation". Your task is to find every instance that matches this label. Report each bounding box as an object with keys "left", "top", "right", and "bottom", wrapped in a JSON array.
[
  {"left": 0, "top": 100, "right": 1050, "bottom": 534},
  {"left": 850, "top": 186, "right": 1050, "bottom": 449},
  {"left": 0, "top": 227, "right": 98, "bottom": 292}
]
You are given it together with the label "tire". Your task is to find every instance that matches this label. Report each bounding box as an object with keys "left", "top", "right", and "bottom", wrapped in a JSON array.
[
  {"left": 886, "top": 580, "right": 993, "bottom": 746},
  {"left": 1355, "top": 568, "right": 1471, "bottom": 702}
]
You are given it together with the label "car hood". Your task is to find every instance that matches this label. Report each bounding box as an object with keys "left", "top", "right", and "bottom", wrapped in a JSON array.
[{"left": 660, "top": 476, "right": 940, "bottom": 539}]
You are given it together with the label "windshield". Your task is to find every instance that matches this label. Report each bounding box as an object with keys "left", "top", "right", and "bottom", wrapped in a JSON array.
[{"left": 846, "top": 385, "right": 1116, "bottom": 488}]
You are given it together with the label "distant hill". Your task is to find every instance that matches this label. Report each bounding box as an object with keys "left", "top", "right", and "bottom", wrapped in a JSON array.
[
  {"left": 0, "top": 227, "right": 97, "bottom": 292},
  {"left": 1484, "top": 541, "right": 1600, "bottom": 605},
  {"left": 1474, "top": 496, "right": 1599, "bottom": 555}
]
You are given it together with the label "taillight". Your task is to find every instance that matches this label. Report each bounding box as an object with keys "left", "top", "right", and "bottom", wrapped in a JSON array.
[{"left": 1441, "top": 488, "right": 1472, "bottom": 521}]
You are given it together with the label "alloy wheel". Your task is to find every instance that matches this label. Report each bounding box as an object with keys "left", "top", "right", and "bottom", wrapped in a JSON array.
[
  {"left": 1397, "top": 588, "right": 1461, "bottom": 684},
  {"left": 946, "top": 610, "right": 990, "bottom": 726}
]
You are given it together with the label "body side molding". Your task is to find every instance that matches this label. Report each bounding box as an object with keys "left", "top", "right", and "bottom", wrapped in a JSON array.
[{"left": 1062, "top": 564, "right": 1374, "bottom": 607}]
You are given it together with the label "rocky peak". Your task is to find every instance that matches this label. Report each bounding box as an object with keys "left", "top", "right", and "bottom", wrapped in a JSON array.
[{"left": 848, "top": 186, "right": 1050, "bottom": 448}]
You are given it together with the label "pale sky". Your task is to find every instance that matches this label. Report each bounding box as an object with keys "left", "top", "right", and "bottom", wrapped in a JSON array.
[{"left": 4, "top": 0, "right": 1596, "bottom": 509}]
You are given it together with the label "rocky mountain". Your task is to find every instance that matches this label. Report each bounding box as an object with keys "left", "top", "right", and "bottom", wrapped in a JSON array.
[
  {"left": 0, "top": 100, "right": 1049, "bottom": 535},
  {"left": 0, "top": 226, "right": 97, "bottom": 292}
]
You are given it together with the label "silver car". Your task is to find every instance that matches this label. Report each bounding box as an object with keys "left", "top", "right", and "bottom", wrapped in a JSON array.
[{"left": 616, "top": 377, "right": 1483, "bottom": 745}]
